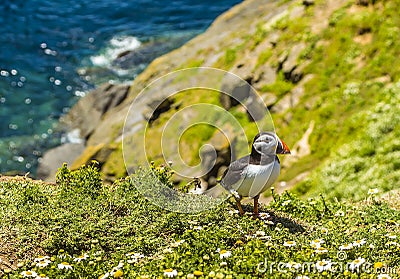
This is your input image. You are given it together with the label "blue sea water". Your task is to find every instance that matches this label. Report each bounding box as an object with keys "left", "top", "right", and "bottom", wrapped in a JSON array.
[{"left": 0, "top": 0, "right": 242, "bottom": 175}]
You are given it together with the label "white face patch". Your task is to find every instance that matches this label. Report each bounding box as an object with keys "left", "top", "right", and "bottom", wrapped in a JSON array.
[{"left": 253, "top": 134, "right": 277, "bottom": 155}]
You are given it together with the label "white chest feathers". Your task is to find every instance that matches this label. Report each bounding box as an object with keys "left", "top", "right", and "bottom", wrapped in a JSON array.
[{"left": 232, "top": 160, "right": 280, "bottom": 198}]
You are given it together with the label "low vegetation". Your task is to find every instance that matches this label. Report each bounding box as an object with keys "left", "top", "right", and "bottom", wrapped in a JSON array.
[{"left": 0, "top": 165, "right": 399, "bottom": 278}]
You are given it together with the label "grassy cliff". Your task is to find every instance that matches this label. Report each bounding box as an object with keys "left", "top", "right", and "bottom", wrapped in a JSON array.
[
  {"left": 2, "top": 0, "right": 400, "bottom": 277},
  {"left": 61, "top": 0, "right": 400, "bottom": 203}
]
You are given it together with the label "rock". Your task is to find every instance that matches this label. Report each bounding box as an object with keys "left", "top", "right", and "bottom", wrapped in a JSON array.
[
  {"left": 62, "top": 83, "right": 130, "bottom": 139},
  {"left": 220, "top": 71, "right": 252, "bottom": 110},
  {"left": 261, "top": 92, "right": 278, "bottom": 108},
  {"left": 143, "top": 97, "right": 177, "bottom": 125},
  {"left": 289, "top": 5, "right": 305, "bottom": 20},
  {"left": 253, "top": 65, "right": 277, "bottom": 90},
  {"left": 281, "top": 43, "right": 307, "bottom": 82},
  {"left": 303, "top": 0, "right": 315, "bottom": 6},
  {"left": 268, "top": 32, "right": 281, "bottom": 47},
  {"left": 37, "top": 143, "right": 85, "bottom": 182},
  {"left": 290, "top": 60, "right": 310, "bottom": 83}
]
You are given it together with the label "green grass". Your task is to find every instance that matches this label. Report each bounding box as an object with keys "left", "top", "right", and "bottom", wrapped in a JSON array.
[{"left": 0, "top": 165, "right": 399, "bottom": 278}]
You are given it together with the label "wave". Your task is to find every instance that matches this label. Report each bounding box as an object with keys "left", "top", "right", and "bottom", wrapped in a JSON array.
[{"left": 90, "top": 35, "right": 142, "bottom": 67}]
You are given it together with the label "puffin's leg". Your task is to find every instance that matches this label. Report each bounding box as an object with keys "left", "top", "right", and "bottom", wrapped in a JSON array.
[
  {"left": 236, "top": 200, "right": 245, "bottom": 216},
  {"left": 253, "top": 195, "right": 260, "bottom": 216}
]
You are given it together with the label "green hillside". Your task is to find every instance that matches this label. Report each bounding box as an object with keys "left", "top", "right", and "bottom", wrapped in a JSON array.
[
  {"left": 57, "top": 0, "right": 400, "bottom": 203},
  {"left": 2, "top": 0, "right": 400, "bottom": 277}
]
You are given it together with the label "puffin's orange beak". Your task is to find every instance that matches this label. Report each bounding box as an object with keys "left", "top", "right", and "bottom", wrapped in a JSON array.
[{"left": 277, "top": 138, "right": 291, "bottom": 154}]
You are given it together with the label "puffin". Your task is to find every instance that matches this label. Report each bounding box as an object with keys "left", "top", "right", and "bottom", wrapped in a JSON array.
[{"left": 219, "top": 132, "right": 290, "bottom": 216}]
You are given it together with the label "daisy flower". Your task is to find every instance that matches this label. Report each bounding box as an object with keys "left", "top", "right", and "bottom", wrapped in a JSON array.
[
  {"left": 283, "top": 241, "right": 296, "bottom": 247},
  {"left": 219, "top": 250, "right": 232, "bottom": 259},
  {"left": 127, "top": 253, "right": 145, "bottom": 263},
  {"left": 282, "top": 200, "right": 292, "bottom": 206},
  {"left": 339, "top": 243, "right": 353, "bottom": 250},
  {"left": 164, "top": 268, "right": 178, "bottom": 278},
  {"left": 259, "top": 212, "right": 270, "bottom": 219},
  {"left": 37, "top": 274, "right": 49, "bottom": 279},
  {"left": 57, "top": 262, "right": 73, "bottom": 270},
  {"left": 352, "top": 239, "right": 366, "bottom": 247},
  {"left": 170, "top": 240, "right": 185, "bottom": 247},
  {"left": 73, "top": 253, "right": 89, "bottom": 262},
  {"left": 254, "top": 231, "right": 266, "bottom": 237},
  {"left": 36, "top": 259, "right": 51, "bottom": 268},
  {"left": 315, "top": 259, "right": 332, "bottom": 272},
  {"left": 193, "top": 226, "right": 203, "bottom": 230},
  {"left": 310, "top": 239, "right": 325, "bottom": 248},
  {"left": 349, "top": 257, "right": 366, "bottom": 271},
  {"left": 20, "top": 270, "right": 37, "bottom": 278},
  {"left": 296, "top": 276, "right": 310, "bottom": 279},
  {"left": 335, "top": 210, "right": 345, "bottom": 217},
  {"left": 368, "top": 188, "right": 379, "bottom": 195},
  {"left": 228, "top": 209, "right": 239, "bottom": 215}
]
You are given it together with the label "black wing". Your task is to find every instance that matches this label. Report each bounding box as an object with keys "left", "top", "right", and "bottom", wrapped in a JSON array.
[{"left": 220, "top": 155, "right": 250, "bottom": 189}]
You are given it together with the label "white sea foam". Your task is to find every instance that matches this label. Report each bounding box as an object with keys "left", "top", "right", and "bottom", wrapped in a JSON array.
[
  {"left": 61, "top": 128, "right": 84, "bottom": 144},
  {"left": 90, "top": 35, "right": 141, "bottom": 67}
]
